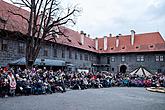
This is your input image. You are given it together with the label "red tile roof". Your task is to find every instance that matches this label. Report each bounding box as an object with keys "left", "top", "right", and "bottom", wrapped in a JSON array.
[
  {"left": 46, "top": 27, "right": 97, "bottom": 52},
  {"left": 0, "top": 0, "right": 28, "bottom": 34},
  {"left": 98, "top": 32, "right": 165, "bottom": 53},
  {"left": 0, "top": 0, "right": 165, "bottom": 53}
]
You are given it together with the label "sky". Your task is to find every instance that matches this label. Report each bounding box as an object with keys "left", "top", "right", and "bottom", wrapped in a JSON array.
[{"left": 4, "top": 0, "right": 165, "bottom": 38}]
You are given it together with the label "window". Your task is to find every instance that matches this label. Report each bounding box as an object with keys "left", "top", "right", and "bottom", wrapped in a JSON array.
[
  {"left": 156, "top": 56, "right": 164, "bottom": 61},
  {"left": 88, "top": 45, "right": 91, "bottom": 48},
  {"left": 93, "top": 56, "right": 96, "bottom": 61},
  {"left": 137, "top": 56, "right": 140, "bottom": 62},
  {"left": 141, "top": 56, "right": 144, "bottom": 61},
  {"left": 122, "top": 46, "right": 125, "bottom": 49},
  {"left": 53, "top": 48, "right": 57, "bottom": 57},
  {"left": 80, "top": 54, "right": 83, "bottom": 60},
  {"left": 111, "top": 56, "right": 115, "bottom": 62},
  {"left": 84, "top": 54, "right": 88, "bottom": 61},
  {"left": 137, "top": 55, "right": 144, "bottom": 62},
  {"left": 107, "top": 57, "right": 110, "bottom": 64},
  {"left": 156, "top": 56, "right": 159, "bottom": 61},
  {"left": 0, "top": 40, "right": 8, "bottom": 51},
  {"left": 136, "top": 46, "right": 140, "bottom": 49},
  {"left": 75, "top": 51, "right": 77, "bottom": 59},
  {"left": 69, "top": 49, "right": 72, "bottom": 59},
  {"left": 160, "top": 56, "right": 164, "bottom": 61},
  {"left": 92, "top": 46, "right": 96, "bottom": 50},
  {"left": 90, "top": 55, "right": 93, "bottom": 61},
  {"left": 121, "top": 56, "right": 125, "bottom": 62},
  {"left": 43, "top": 48, "right": 48, "bottom": 56},
  {"left": 62, "top": 48, "right": 65, "bottom": 58},
  {"left": 89, "top": 55, "right": 91, "bottom": 61},
  {"left": 18, "top": 42, "right": 25, "bottom": 53},
  {"left": 112, "top": 68, "right": 114, "bottom": 72},
  {"left": 78, "top": 41, "right": 82, "bottom": 45},
  {"left": 67, "top": 38, "right": 72, "bottom": 42}
]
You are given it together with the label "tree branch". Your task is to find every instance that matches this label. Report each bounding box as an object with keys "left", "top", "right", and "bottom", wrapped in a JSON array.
[
  {"left": 10, "top": 0, "right": 31, "bottom": 8},
  {"left": 8, "top": 10, "right": 29, "bottom": 23}
]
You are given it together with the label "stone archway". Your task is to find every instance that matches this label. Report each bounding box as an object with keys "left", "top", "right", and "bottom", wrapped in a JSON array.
[{"left": 120, "top": 65, "right": 127, "bottom": 73}]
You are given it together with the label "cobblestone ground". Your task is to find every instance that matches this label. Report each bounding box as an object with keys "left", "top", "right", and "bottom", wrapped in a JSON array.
[{"left": 0, "top": 87, "right": 165, "bottom": 110}]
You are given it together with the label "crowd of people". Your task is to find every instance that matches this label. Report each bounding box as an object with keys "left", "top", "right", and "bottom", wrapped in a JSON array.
[{"left": 0, "top": 67, "right": 165, "bottom": 98}]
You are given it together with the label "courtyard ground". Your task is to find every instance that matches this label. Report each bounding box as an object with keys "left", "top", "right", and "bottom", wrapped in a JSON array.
[{"left": 0, "top": 87, "right": 165, "bottom": 110}]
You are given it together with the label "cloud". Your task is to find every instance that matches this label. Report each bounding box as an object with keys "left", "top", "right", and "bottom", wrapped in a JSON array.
[
  {"left": 67, "top": 0, "right": 165, "bottom": 38},
  {"left": 145, "top": 0, "right": 165, "bottom": 19}
]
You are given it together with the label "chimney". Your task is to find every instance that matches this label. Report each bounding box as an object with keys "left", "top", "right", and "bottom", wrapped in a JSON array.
[
  {"left": 116, "top": 35, "right": 119, "bottom": 47},
  {"left": 104, "top": 36, "right": 107, "bottom": 50},
  {"left": 87, "top": 34, "right": 90, "bottom": 38},
  {"left": 95, "top": 37, "right": 98, "bottom": 50},
  {"left": 109, "top": 33, "right": 112, "bottom": 37},
  {"left": 131, "top": 30, "right": 135, "bottom": 45},
  {"left": 80, "top": 31, "right": 84, "bottom": 45}
]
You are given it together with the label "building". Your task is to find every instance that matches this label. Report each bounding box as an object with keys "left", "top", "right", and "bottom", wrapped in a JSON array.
[{"left": 0, "top": 0, "right": 165, "bottom": 73}]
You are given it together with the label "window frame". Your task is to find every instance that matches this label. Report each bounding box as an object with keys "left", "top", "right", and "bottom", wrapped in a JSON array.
[
  {"left": 62, "top": 48, "right": 65, "bottom": 58},
  {"left": 68, "top": 48, "right": 72, "bottom": 59},
  {"left": 80, "top": 54, "right": 83, "bottom": 60},
  {"left": 1, "top": 40, "right": 8, "bottom": 51},
  {"left": 160, "top": 56, "right": 164, "bottom": 61},
  {"left": 121, "top": 56, "right": 125, "bottom": 62},
  {"left": 156, "top": 56, "right": 159, "bottom": 61},
  {"left": 137, "top": 55, "right": 144, "bottom": 62},
  {"left": 53, "top": 48, "right": 57, "bottom": 57},
  {"left": 43, "top": 48, "right": 48, "bottom": 56},
  {"left": 18, "top": 42, "right": 25, "bottom": 54},
  {"left": 84, "top": 54, "right": 88, "bottom": 61},
  {"left": 156, "top": 55, "right": 164, "bottom": 62},
  {"left": 111, "top": 56, "right": 115, "bottom": 62}
]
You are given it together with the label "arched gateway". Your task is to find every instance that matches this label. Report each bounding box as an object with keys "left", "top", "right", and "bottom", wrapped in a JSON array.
[{"left": 120, "top": 65, "right": 127, "bottom": 73}]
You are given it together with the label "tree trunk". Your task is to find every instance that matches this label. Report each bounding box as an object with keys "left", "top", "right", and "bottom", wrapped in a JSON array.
[
  {"left": 25, "top": 41, "right": 35, "bottom": 69},
  {"left": 25, "top": 40, "right": 41, "bottom": 69},
  {"left": 26, "top": 60, "right": 34, "bottom": 69}
]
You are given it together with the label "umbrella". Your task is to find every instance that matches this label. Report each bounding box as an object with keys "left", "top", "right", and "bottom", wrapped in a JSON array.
[{"left": 130, "top": 66, "right": 152, "bottom": 76}]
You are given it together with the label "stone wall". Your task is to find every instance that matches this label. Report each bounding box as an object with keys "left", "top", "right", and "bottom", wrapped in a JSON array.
[
  {"left": 99, "top": 52, "right": 165, "bottom": 73},
  {"left": 0, "top": 37, "right": 98, "bottom": 72},
  {"left": 0, "top": 36, "right": 164, "bottom": 73}
]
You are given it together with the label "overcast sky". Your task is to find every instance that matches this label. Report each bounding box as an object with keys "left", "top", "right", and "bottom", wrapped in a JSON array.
[
  {"left": 4, "top": 0, "right": 165, "bottom": 38},
  {"left": 66, "top": 0, "right": 165, "bottom": 38}
]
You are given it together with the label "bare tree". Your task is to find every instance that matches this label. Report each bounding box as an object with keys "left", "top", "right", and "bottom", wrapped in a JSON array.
[{"left": 9, "top": 0, "right": 80, "bottom": 68}]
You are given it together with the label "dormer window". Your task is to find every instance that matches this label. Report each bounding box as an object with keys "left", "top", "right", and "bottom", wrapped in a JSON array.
[
  {"left": 78, "top": 41, "right": 82, "bottom": 45},
  {"left": 67, "top": 38, "right": 72, "bottom": 42},
  {"left": 149, "top": 44, "right": 155, "bottom": 49},
  {"left": 122, "top": 46, "right": 125, "bottom": 49},
  {"left": 136, "top": 46, "right": 140, "bottom": 49},
  {"left": 88, "top": 45, "right": 91, "bottom": 48},
  {"left": 93, "top": 46, "right": 96, "bottom": 50}
]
